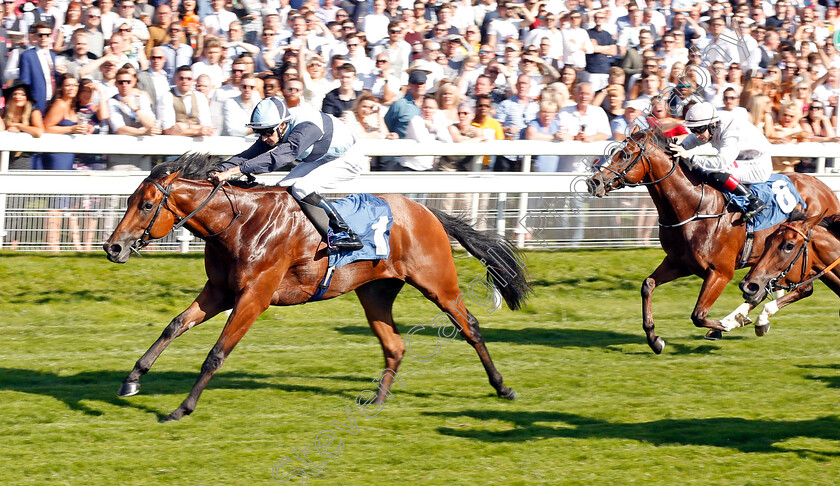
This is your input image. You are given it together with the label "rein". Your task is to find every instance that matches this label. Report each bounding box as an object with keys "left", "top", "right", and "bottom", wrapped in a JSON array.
[
  {"left": 599, "top": 137, "right": 725, "bottom": 228},
  {"left": 769, "top": 223, "right": 840, "bottom": 293},
  {"left": 130, "top": 177, "right": 242, "bottom": 255}
]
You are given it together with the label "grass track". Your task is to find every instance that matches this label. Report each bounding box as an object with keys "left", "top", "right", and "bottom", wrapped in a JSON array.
[{"left": 1, "top": 249, "right": 840, "bottom": 485}]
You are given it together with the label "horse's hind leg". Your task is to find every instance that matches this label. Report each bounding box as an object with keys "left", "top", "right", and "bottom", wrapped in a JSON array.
[
  {"left": 408, "top": 273, "right": 516, "bottom": 400},
  {"left": 118, "top": 281, "right": 232, "bottom": 397},
  {"left": 642, "top": 258, "right": 691, "bottom": 354},
  {"left": 355, "top": 279, "right": 407, "bottom": 403}
]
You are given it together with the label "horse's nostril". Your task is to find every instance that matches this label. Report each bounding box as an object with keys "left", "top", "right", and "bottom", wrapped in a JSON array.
[
  {"left": 747, "top": 282, "right": 760, "bottom": 294},
  {"left": 105, "top": 243, "right": 122, "bottom": 255}
]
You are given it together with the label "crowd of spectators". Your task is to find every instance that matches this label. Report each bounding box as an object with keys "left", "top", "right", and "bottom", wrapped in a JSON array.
[{"left": 0, "top": 0, "right": 839, "bottom": 174}]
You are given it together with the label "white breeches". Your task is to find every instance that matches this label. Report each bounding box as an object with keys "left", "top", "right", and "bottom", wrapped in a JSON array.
[
  {"left": 279, "top": 146, "right": 367, "bottom": 200},
  {"left": 730, "top": 153, "right": 772, "bottom": 184}
]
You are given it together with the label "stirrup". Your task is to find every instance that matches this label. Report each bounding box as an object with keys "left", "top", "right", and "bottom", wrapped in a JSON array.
[
  {"left": 330, "top": 231, "right": 364, "bottom": 252},
  {"left": 742, "top": 200, "right": 766, "bottom": 223}
]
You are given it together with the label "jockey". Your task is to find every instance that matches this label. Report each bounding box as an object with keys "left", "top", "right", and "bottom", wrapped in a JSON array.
[
  {"left": 669, "top": 101, "right": 772, "bottom": 222},
  {"left": 211, "top": 97, "right": 365, "bottom": 252}
]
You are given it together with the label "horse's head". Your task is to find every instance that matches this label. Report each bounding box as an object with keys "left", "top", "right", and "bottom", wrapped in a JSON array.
[
  {"left": 740, "top": 211, "right": 822, "bottom": 305},
  {"left": 586, "top": 128, "right": 671, "bottom": 197},
  {"left": 103, "top": 168, "right": 182, "bottom": 263}
]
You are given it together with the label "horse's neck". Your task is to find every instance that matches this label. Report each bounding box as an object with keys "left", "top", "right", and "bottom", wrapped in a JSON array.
[
  {"left": 645, "top": 155, "right": 723, "bottom": 225},
  {"left": 811, "top": 225, "right": 840, "bottom": 269},
  {"left": 170, "top": 180, "right": 285, "bottom": 239}
]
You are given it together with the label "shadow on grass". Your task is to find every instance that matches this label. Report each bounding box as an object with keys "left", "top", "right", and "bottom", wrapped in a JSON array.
[
  {"left": 0, "top": 368, "right": 367, "bottom": 420},
  {"left": 424, "top": 409, "right": 840, "bottom": 456},
  {"left": 335, "top": 326, "right": 722, "bottom": 355},
  {"left": 798, "top": 364, "right": 840, "bottom": 389}
]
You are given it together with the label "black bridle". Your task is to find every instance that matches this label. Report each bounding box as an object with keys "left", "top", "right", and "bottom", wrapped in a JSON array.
[
  {"left": 130, "top": 177, "right": 242, "bottom": 255},
  {"left": 596, "top": 135, "right": 679, "bottom": 191},
  {"left": 767, "top": 223, "right": 813, "bottom": 294}
]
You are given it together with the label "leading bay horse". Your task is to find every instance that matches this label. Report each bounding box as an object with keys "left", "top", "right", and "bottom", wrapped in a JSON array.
[
  {"left": 586, "top": 129, "right": 840, "bottom": 353},
  {"left": 103, "top": 154, "right": 531, "bottom": 421}
]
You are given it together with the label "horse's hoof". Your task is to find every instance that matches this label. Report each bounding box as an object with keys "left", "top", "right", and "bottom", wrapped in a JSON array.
[
  {"left": 704, "top": 329, "right": 723, "bottom": 341},
  {"left": 160, "top": 410, "right": 183, "bottom": 422},
  {"left": 755, "top": 323, "right": 770, "bottom": 337},
  {"left": 499, "top": 388, "right": 517, "bottom": 400},
  {"left": 651, "top": 337, "right": 665, "bottom": 354},
  {"left": 118, "top": 381, "right": 140, "bottom": 397}
]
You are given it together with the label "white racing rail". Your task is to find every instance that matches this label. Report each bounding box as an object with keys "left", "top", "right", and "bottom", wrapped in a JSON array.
[{"left": 1, "top": 134, "right": 840, "bottom": 251}]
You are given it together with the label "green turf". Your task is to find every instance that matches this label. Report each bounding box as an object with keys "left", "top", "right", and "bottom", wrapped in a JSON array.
[{"left": 1, "top": 249, "right": 840, "bottom": 485}]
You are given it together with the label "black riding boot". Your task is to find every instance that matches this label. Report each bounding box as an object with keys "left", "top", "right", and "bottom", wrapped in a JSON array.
[
  {"left": 300, "top": 193, "right": 364, "bottom": 252},
  {"left": 729, "top": 182, "right": 766, "bottom": 222},
  {"left": 703, "top": 170, "right": 767, "bottom": 222}
]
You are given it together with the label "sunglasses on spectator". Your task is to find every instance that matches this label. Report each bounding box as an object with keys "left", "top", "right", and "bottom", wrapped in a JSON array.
[
  {"left": 233, "top": 68, "right": 245, "bottom": 73},
  {"left": 118, "top": 28, "right": 132, "bottom": 33},
  {"left": 116, "top": 79, "right": 132, "bottom": 85},
  {"left": 150, "top": 55, "right": 164, "bottom": 60},
  {"left": 375, "top": 59, "right": 388, "bottom": 64},
  {"left": 36, "top": 32, "right": 52, "bottom": 37},
  {"left": 811, "top": 105, "right": 824, "bottom": 109},
  {"left": 457, "top": 111, "right": 470, "bottom": 115},
  {"left": 723, "top": 96, "right": 739, "bottom": 100},
  {"left": 389, "top": 29, "right": 401, "bottom": 34}
]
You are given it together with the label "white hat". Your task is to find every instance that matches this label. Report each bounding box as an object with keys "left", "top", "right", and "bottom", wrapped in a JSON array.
[{"left": 684, "top": 101, "right": 720, "bottom": 128}]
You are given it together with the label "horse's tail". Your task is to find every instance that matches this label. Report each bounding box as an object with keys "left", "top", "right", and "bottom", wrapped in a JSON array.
[{"left": 428, "top": 207, "right": 532, "bottom": 311}]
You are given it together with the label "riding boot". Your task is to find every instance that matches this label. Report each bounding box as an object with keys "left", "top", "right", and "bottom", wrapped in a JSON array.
[
  {"left": 729, "top": 182, "right": 766, "bottom": 222},
  {"left": 703, "top": 171, "right": 766, "bottom": 222},
  {"left": 300, "top": 193, "right": 364, "bottom": 252}
]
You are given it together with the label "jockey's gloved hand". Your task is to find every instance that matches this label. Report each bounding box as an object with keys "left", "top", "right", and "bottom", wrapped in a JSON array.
[{"left": 668, "top": 143, "right": 696, "bottom": 168}]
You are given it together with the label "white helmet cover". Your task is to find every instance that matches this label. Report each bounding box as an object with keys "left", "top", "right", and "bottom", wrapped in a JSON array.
[
  {"left": 246, "top": 97, "right": 291, "bottom": 129},
  {"left": 684, "top": 101, "right": 720, "bottom": 128}
]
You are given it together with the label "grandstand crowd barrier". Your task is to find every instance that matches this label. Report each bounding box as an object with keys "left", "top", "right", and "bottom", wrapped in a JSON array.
[{"left": 2, "top": 133, "right": 840, "bottom": 251}]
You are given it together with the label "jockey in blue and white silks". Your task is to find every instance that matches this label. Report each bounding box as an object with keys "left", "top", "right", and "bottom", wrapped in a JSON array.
[
  {"left": 669, "top": 101, "right": 772, "bottom": 222},
  {"left": 212, "top": 97, "right": 366, "bottom": 252}
]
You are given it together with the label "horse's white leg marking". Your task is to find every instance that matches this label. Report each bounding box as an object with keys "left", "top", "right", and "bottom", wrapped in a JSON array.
[
  {"left": 720, "top": 302, "right": 752, "bottom": 331},
  {"left": 757, "top": 300, "right": 779, "bottom": 328}
]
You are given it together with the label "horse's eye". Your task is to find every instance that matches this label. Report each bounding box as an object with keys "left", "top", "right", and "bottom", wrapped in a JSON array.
[
  {"left": 783, "top": 241, "right": 796, "bottom": 253},
  {"left": 142, "top": 202, "right": 154, "bottom": 211}
]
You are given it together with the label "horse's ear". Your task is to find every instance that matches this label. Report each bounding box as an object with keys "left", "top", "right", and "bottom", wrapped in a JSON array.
[
  {"left": 804, "top": 210, "right": 829, "bottom": 231},
  {"left": 162, "top": 170, "right": 180, "bottom": 185}
]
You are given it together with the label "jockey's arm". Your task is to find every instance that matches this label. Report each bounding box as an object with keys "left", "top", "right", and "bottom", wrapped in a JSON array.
[{"left": 687, "top": 127, "right": 740, "bottom": 173}]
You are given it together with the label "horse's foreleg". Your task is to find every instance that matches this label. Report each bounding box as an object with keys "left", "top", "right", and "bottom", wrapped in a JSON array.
[
  {"left": 690, "top": 271, "right": 733, "bottom": 333},
  {"left": 719, "top": 302, "right": 755, "bottom": 331},
  {"left": 754, "top": 284, "right": 814, "bottom": 336},
  {"left": 642, "top": 259, "right": 690, "bottom": 354},
  {"left": 355, "top": 279, "right": 406, "bottom": 404},
  {"left": 119, "top": 281, "right": 232, "bottom": 397},
  {"left": 162, "top": 291, "right": 268, "bottom": 422}
]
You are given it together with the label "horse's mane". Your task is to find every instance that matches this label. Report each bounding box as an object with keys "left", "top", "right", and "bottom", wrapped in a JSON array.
[
  {"left": 629, "top": 126, "right": 670, "bottom": 151},
  {"left": 819, "top": 214, "right": 840, "bottom": 237},
  {"left": 788, "top": 210, "right": 808, "bottom": 223},
  {"left": 148, "top": 153, "right": 263, "bottom": 188}
]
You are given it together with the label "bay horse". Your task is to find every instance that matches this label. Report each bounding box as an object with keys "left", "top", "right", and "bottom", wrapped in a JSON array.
[
  {"left": 741, "top": 212, "right": 840, "bottom": 322},
  {"left": 103, "top": 154, "right": 531, "bottom": 421},
  {"left": 586, "top": 129, "right": 840, "bottom": 353}
]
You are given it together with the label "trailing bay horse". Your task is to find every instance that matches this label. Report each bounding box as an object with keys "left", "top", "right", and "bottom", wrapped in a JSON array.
[
  {"left": 103, "top": 154, "right": 531, "bottom": 421},
  {"left": 586, "top": 129, "right": 840, "bottom": 353},
  {"left": 741, "top": 211, "right": 840, "bottom": 323}
]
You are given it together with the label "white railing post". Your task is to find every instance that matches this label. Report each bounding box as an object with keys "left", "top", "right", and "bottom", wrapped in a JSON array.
[{"left": 516, "top": 155, "right": 532, "bottom": 249}]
